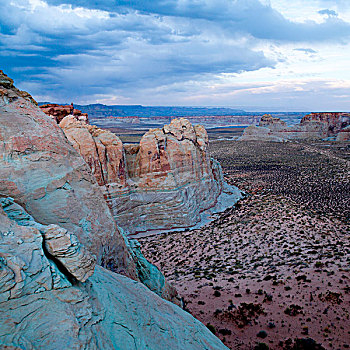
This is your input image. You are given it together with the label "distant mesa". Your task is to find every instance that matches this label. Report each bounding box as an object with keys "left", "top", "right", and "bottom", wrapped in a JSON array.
[
  {"left": 38, "top": 102, "right": 259, "bottom": 130},
  {"left": 239, "top": 113, "right": 350, "bottom": 141},
  {"left": 259, "top": 114, "right": 287, "bottom": 128},
  {"left": 300, "top": 112, "right": 350, "bottom": 137}
]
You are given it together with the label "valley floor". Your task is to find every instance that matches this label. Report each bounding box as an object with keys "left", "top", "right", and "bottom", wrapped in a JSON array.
[{"left": 139, "top": 140, "right": 350, "bottom": 350}]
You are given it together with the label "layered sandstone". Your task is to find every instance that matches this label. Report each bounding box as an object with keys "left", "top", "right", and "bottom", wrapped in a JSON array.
[
  {"left": 59, "top": 116, "right": 241, "bottom": 235},
  {"left": 259, "top": 114, "right": 287, "bottom": 129},
  {"left": 0, "top": 197, "right": 95, "bottom": 291},
  {"left": 0, "top": 70, "right": 177, "bottom": 303},
  {"left": 0, "top": 71, "right": 133, "bottom": 277},
  {"left": 40, "top": 103, "right": 89, "bottom": 124},
  {"left": 0, "top": 199, "right": 227, "bottom": 350},
  {"left": 301, "top": 112, "right": 350, "bottom": 136},
  {"left": 240, "top": 113, "right": 350, "bottom": 141}
]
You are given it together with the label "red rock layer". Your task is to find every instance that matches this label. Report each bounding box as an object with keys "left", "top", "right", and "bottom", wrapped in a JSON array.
[
  {"left": 301, "top": 112, "right": 350, "bottom": 136},
  {"left": 40, "top": 103, "right": 89, "bottom": 124}
]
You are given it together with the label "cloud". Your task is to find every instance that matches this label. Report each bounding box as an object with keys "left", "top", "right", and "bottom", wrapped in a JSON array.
[
  {"left": 44, "top": 0, "right": 350, "bottom": 42},
  {"left": 318, "top": 9, "right": 338, "bottom": 17},
  {"left": 294, "top": 48, "right": 318, "bottom": 54},
  {"left": 0, "top": 0, "right": 350, "bottom": 109},
  {"left": 317, "top": 0, "right": 350, "bottom": 10},
  {"left": 0, "top": 0, "right": 276, "bottom": 102}
]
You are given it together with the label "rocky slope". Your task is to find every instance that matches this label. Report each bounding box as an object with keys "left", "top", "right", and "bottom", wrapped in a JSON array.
[
  {"left": 59, "top": 115, "right": 241, "bottom": 235},
  {"left": 0, "top": 198, "right": 227, "bottom": 349},
  {"left": 0, "top": 70, "right": 177, "bottom": 303},
  {"left": 239, "top": 113, "right": 350, "bottom": 141}
]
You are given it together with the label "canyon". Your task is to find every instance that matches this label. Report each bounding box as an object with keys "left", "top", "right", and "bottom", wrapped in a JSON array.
[{"left": 1, "top": 69, "right": 349, "bottom": 349}]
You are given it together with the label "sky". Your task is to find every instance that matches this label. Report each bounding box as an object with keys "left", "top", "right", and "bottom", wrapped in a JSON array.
[{"left": 1, "top": 0, "right": 350, "bottom": 111}]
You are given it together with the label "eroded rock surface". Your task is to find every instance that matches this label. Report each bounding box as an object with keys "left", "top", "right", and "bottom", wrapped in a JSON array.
[
  {"left": 0, "top": 70, "right": 37, "bottom": 107},
  {"left": 300, "top": 112, "right": 350, "bottom": 136},
  {"left": 59, "top": 115, "right": 127, "bottom": 189},
  {"left": 259, "top": 114, "right": 287, "bottom": 129},
  {"left": 0, "top": 70, "right": 178, "bottom": 304},
  {"left": 0, "top": 197, "right": 95, "bottom": 283},
  {"left": 0, "top": 71, "right": 135, "bottom": 278},
  {"left": 336, "top": 125, "right": 350, "bottom": 141},
  {"left": 0, "top": 200, "right": 74, "bottom": 301},
  {"left": 60, "top": 116, "right": 241, "bottom": 235},
  {"left": 238, "top": 125, "right": 287, "bottom": 142},
  {"left": 0, "top": 199, "right": 227, "bottom": 350}
]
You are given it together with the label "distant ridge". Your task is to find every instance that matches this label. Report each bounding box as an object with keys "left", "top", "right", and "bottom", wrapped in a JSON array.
[{"left": 39, "top": 102, "right": 247, "bottom": 117}]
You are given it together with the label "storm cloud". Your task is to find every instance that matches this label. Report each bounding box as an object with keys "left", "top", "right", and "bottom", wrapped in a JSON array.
[{"left": 0, "top": 0, "right": 350, "bottom": 108}]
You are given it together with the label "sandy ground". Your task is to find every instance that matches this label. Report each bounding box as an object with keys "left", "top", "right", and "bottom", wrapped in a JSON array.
[{"left": 139, "top": 141, "right": 350, "bottom": 350}]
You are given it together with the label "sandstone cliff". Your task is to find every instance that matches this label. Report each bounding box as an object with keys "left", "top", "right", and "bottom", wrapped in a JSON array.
[
  {"left": 300, "top": 112, "right": 350, "bottom": 137},
  {"left": 40, "top": 103, "right": 89, "bottom": 124},
  {"left": 239, "top": 113, "right": 350, "bottom": 142},
  {"left": 259, "top": 114, "right": 287, "bottom": 129},
  {"left": 59, "top": 115, "right": 241, "bottom": 235},
  {"left": 0, "top": 71, "right": 134, "bottom": 277},
  {"left": 0, "top": 70, "right": 177, "bottom": 303},
  {"left": 0, "top": 198, "right": 227, "bottom": 349}
]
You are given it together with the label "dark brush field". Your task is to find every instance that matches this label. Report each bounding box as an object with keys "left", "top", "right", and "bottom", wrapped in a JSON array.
[
  {"left": 140, "top": 140, "right": 350, "bottom": 350},
  {"left": 212, "top": 141, "right": 350, "bottom": 223}
]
